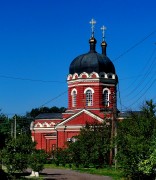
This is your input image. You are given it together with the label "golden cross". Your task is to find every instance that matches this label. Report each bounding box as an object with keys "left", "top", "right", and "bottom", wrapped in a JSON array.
[
  {"left": 89, "top": 18, "right": 96, "bottom": 37},
  {"left": 101, "top": 25, "right": 107, "bottom": 41}
]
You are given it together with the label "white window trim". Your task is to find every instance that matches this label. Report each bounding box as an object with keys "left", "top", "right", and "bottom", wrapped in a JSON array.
[
  {"left": 71, "top": 89, "right": 77, "bottom": 107},
  {"left": 84, "top": 87, "right": 94, "bottom": 106},
  {"left": 103, "top": 88, "right": 111, "bottom": 106},
  {"left": 84, "top": 87, "right": 94, "bottom": 94},
  {"left": 71, "top": 88, "right": 77, "bottom": 95}
]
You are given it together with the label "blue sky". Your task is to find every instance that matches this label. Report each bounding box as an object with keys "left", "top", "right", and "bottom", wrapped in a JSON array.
[{"left": 0, "top": 0, "right": 156, "bottom": 116}]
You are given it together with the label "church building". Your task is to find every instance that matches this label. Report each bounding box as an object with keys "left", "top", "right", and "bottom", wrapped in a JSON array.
[{"left": 30, "top": 19, "right": 118, "bottom": 152}]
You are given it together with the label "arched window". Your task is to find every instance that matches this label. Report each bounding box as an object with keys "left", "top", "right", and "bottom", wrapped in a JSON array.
[
  {"left": 103, "top": 90, "right": 108, "bottom": 106},
  {"left": 84, "top": 88, "right": 94, "bottom": 107},
  {"left": 72, "top": 91, "right": 77, "bottom": 107},
  {"left": 71, "top": 89, "right": 77, "bottom": 107},
  {"left": 103, "top": 88, "right": 110, "bottom": 106},
  {"left": 86, "top": 90, "right": 93, "bottom": 106}
]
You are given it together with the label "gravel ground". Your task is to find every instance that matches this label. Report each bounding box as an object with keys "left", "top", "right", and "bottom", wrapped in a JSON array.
[{"left": 26, "top": 168, "right": 112, "bottom": 180}]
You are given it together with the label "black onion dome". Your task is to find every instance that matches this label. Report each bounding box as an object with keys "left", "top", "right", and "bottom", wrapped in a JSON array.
[
  {"left": 69, "top": 53, "right": 115, "bottom": 75},
  {"left": 69, "top": 37, "right": 116, "bottom": 75}
]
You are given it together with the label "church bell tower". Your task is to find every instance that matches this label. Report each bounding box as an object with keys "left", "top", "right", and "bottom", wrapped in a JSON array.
[{"left": 65, "top": 19, "right": 118, "bottom": 119}]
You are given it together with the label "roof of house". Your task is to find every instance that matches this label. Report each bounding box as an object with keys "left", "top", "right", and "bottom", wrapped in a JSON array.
[{"left": 35, "top": 113, "right": 63, "bottom": 120}]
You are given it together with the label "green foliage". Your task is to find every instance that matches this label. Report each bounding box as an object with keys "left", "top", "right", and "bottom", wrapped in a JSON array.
[
  {"left": 0, "top": 113, "right": 10, "bottom": 135},
  {"left": 138, "top": 141, "right": 156, "bottom": 176},
  {"left": 11, "top": 115, "right": 33, "bottom": 135},
  {"left": 29, "top": 150, "right": 48, "bottom": 172},
  {"left": 116, "top": 100, "right": 156, "bottom": 179},
  {"left": 52, "top": 148, "right": 70, "bottom": 166},
  {"left": 67, "top": 121, "right": 111, "bottom": 168},
  {"left": 29, "top": 106, "right": 67, "bottom": 118},
  {"left": 0, "top": 114, "right": 11, "bottom": 148},
  {"left": 0, "top": 112, "right": 33, "bottom": 149},
  {"left": 67, "top": 139, "right": 82, "bottom": 167},
  {"left": 1, "top": 134, "right": 36, "bottom": 173}
]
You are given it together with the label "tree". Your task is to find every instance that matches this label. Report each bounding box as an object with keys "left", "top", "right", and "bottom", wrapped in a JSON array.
[
  {"left": 52, "top": 148, "right": 70, "bottom": 167},
  {"left": 116, "top": 100, "right": 156, "bottom": 179},
  {"left": 138, "top": 139, "right": 156, "bottom": 177},
  {"left": 0, "top": 113, "right": 11, "bottom": 148},
  {"left": 29, "top": 149, "right": 47, "bottom": 172},
  {"left": 0, "top": 112, "right": 33, "bottom": 150},
  {"left": 67, "top": 120, "right": 111, "bottom": 168},
  {"left": 29, "top": 106, "right": 67, "bottom": 118},
  {"left": 1, "top": 134, "right": 36, "bottom": 174}
]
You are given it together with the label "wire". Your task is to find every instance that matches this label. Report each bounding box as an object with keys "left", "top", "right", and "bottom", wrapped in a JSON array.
[
  {"left": 40, "top": 90, "right": 68, "bottom": 107},
  {"left": 1, "top": 30, "right": 156, "bottom": 85},
  {"left": 2, "top": 29, "right": 156, "bottom": 116},
  {"left": 113, "top": 29, "right": 156, "bottom": 62},
  {"left": 117, "top": 83, "right": 123, "bottom": 112},
  {"left": 122, "top": 51, "right": 156, "bottom": 98},
  {"left": 122, "top": 74, "right": 155, "bottom": 102},
  {"left": 119, "top": 70, "right": 156, "bottom": 81},
  {"left": 0, "top": 74, "right": 66, "bottom": 83},
  {"left": 1, "top": 90, "right": 68, "bottom": 117},
  {"left": 125, "top": 79, "right": 156, "bottom": 108},
  {"left": 121, "top": 48, "right": 156, "bottom": 92}
]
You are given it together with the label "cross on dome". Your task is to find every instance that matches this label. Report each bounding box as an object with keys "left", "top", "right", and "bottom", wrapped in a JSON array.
[
  {"left": 89, "top": 18, "right": 96, "bottom": 37},
  {"left": 101, "top": 25, "right": 107, "bottom": 41}
]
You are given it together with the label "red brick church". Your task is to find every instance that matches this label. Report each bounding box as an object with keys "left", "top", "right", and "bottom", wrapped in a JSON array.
[{"left": 30, "top": 19, "right": 118, "bottom": 152}]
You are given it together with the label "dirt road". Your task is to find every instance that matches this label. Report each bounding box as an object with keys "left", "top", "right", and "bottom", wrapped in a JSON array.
[{"left": 27, "top": 168, "right": 112, "bottom": 180}]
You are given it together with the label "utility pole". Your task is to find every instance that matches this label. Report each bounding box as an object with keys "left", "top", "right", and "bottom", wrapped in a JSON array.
[
  {"left": 109, "top": 90, "right": 117, "bottom": 167},
  {"left": 14, "top": 114, "right": 17, "bottom": 139},
  {"left": 114, "top": 93, "right": 117, "bottom": 170},
  {"left": 11, "top": 122, "right": 13, "bottom": 138},
  {"left": 109, "top": 110, "right": 114, "bottom": 166}
]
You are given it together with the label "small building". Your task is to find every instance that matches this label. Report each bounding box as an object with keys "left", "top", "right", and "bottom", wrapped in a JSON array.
[{"left": 31, "top": 20, "right": 118, "bottom": 152}]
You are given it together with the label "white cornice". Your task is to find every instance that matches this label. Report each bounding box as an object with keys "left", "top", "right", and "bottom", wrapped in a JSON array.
[
  {"left": 57, "top": 125, "right": 83, "bottom": 130},
  {"left": 68, "top": 83, "right": 115, "bottom": 87},
  {"left": 68, "top": 79, "right": 100, "bottom": 84},
  {"left": 32, "top": 127, "right": 55, "bottom": 131}
]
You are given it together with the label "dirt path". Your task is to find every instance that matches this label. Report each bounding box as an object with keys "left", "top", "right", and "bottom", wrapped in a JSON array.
[{"left": 27, "top": 168, "right": 112, "bottom": 180}]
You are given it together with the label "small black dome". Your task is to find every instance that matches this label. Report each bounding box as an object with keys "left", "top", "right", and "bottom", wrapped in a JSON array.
[{"left": 69, "top": 52, "right": 115, "bottom": 75}]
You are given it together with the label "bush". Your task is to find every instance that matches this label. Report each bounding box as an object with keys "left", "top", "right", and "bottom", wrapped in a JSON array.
[
  {"left": 1, "top": 135, "right": 36, "bottom": 173},
  {"left": 29, "top": 149, "right": 48, "bottom": 172}
]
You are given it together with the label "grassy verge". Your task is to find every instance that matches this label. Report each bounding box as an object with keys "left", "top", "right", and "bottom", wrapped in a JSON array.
[
  {"left": 2, "top": 164, "right": 123, "bottom": 179},
  {"left": 44, "top": 164, "right": 124, "bottom": 180},
  {"left": 75, "top": 167, "right": 123, "bottom": 180}
]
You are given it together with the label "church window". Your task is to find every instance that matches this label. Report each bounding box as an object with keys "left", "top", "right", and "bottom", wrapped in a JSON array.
[
  {"left": 103, "top": 88, "right": 110, "bottom": 106},
  {"left": 72, "top": 91, "right": 77, "bottom": 107},
  {"left": 85, "top": 90, "right": 93, "bottom": 106},
  {"left": 71, "top": 89, "right": 77, "bottom": 107},
  {"left": 84, "top": 88, "right": 94, "bottom": 106}
]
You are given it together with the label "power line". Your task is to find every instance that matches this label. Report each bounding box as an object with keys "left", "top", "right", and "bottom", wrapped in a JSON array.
[
  {"left": 122, "top": 74, "right": 155, "bottom": 103},
  {"left": 40, "top": 90, "right": 68, "bottom": 107},
  {"left": 2, "top": 29, "right": 156, "bottom": 116},
  {"left": 1, "top": 90, "right": 68, "bottom": 117},
  {"left": 117, "top": 83, "right": 123, "bottom": 112},
  {"left": 1, "top": 30, "right": 156, "bottom": 85},
  {"left": 0, "top": 74, "right": 65, "bottom": 83},
  {"left": 125, "top": 79, "right": 156, "bottom": 109},
  {"left": 118, "top": 49, "right": 156, "bottom": 110},
  {"left": 119, "top": 70, "right": 156, "bottom": 81},
  {"left": 121, "top": 50, "right": 156, "bottom": 98},
  {"left": 113, "top": 29, "right": 156, "bottom": 62}
]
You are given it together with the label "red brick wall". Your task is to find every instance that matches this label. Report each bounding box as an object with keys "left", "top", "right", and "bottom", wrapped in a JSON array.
[{"left": 68, "top": 80, "right": 116, "bottom": 110}]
